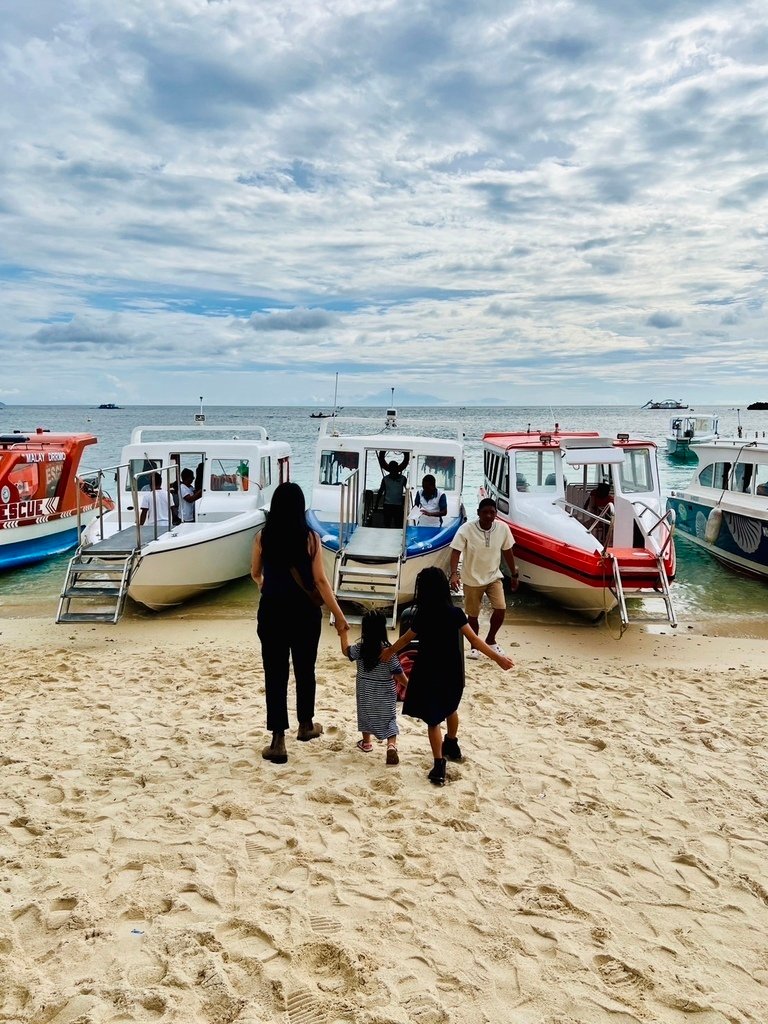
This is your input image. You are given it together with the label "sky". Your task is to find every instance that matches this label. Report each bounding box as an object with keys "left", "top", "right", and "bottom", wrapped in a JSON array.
[{"left": 1, "top": 0, "right": 767, "bottom": 407}]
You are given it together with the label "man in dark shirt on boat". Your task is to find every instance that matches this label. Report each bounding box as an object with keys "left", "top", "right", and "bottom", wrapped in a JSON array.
[{"left": 376, "top": 451, "right": 410, "bottom": 528}]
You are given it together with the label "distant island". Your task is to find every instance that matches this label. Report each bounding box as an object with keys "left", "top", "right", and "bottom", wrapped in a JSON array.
[
  {"left": 748, "top": 402, "right": 768, "bottom": 410},
  {"left": 98, "top": 403, "right": 121, "bottom": 409}
]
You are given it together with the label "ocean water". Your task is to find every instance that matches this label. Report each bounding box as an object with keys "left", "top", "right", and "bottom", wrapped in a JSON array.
[{"left": 2, "top": 403, "right": 768, "bottom": 628}]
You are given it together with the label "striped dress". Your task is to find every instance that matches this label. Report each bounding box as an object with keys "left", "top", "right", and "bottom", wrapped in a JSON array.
[{"left": 347, "top": 642, "right": 403, "bottom": 740}]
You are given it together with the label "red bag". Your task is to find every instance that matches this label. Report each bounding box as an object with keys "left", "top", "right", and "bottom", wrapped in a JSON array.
[{"left": 396, "top": 648, "right": 417, "bottom": 702}]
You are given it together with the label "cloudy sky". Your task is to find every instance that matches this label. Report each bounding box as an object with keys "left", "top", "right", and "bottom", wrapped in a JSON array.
[{"left": 2, "top": 0, "right": 766, "bottom": 406}]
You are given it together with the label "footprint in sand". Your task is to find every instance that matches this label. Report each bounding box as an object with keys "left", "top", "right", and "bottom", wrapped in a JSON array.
[
  {"left": 215, "top": 920, "right": 281, "bottom": 962},
  {"left": 594, "top": 953, "right": 653, "bottom": 995},
  {"left": 285, "top": 987, "right": 328, "bottom": 1024}
]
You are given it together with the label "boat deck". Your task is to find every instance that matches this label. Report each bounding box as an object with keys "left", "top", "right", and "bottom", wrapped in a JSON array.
[
  {"left": 345, "top": 527, "right": 402, "bottom": 561},
  {"left": 84, "top": 525, "right": 168, "bottom": 555}
]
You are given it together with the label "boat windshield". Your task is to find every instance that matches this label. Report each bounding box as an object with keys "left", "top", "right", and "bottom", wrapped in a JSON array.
[
  {"left": 416, "top": 454, "right": 456, "bottom": 491},
  {"left": 617, "top": 449, "right": 653, "bottom": 494},
  {"left": 514, "top": 450, "right": 559, "bottom": 494},
  {"left": 319, "top": 449, "right": 359, "bottom": 485}
]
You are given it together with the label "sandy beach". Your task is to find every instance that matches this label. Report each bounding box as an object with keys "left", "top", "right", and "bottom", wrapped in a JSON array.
[{"left": 1, "top": 611, "right": 767, "bottom": 1023}]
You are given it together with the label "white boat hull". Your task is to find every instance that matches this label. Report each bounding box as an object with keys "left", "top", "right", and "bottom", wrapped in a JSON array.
[{"left": 84, "top": 512, "right": 265, "bottom": 611}]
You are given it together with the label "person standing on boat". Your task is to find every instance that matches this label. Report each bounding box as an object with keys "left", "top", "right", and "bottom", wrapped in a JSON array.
[
  {"left": 449, "top": 497, "right": 518, "bottom": 658},
  {"left": 251, "top": 482, "right": 349, "bottom": 765},
  {"left": 376, "top": 451, "right": 410, "bottom": 528},
  {"left": 139, "top": 472, "right": 172, "bottom": 530},
  {"left": 411, "top": 474, "right": 447, "bottom": 526},
  {"left": 178, "top": 468, "right": 200, "bottom": 522}
]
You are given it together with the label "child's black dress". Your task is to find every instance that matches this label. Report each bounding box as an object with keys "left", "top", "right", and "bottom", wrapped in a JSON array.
[{"left": 402, "top": 605, "right": 468, "bottom": 727}]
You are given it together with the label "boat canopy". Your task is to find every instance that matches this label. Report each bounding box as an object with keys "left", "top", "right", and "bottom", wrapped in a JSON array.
[{"left": 560, "top": 438, "right": 626, "bottom": 466}]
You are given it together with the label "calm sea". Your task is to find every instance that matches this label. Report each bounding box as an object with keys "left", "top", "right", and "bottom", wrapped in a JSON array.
[{"left": 2, "top": 403, "right": 768, "bottom": 629}]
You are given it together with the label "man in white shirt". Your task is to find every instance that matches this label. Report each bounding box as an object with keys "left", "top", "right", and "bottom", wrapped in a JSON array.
[
  {"left": 178, "top": 468, "right": 200, "bottom": 522},
  {"left": 139, "top": 472, "right": 172, "bottom": 530},
  {"left": 411, "top": 474, "right": 448, "bottom": 526},
  {"left": 449, "top": 498, "right": 518, "bottom": 657}
]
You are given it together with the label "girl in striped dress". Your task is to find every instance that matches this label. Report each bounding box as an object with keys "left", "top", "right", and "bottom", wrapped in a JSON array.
[{"left": 341, "top": 610, "right": 407, "bottom": 765}]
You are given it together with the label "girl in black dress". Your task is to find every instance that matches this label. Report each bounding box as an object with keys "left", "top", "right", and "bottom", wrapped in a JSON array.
[{"left": 382, "top": 567, "right": 513, "bottom": 786}]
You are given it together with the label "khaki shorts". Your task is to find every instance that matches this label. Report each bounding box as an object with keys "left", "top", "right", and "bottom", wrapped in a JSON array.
[{"left": 462, "top": 579, "right": 505, "bottom": 617}]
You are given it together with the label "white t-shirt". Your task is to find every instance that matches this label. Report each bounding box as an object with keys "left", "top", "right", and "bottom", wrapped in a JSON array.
[
  {"left": 179, "top": 482, "right": 196, "bottom": 522},
  {"left": 450, "top": 519, "right": 514, "bottom": 587},
  {"left": 139, "top": 489, "right": 172, "bottom": 527}
]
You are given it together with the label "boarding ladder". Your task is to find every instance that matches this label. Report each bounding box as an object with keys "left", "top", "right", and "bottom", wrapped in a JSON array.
[
  {"left": 56, "top": 543, "right": 139, "bottom": 624},
  {"left": 330, "top": 471, "right": 403, "bottom": 628},
  {"left": 605, "top": 503, "right": 677, "bottom": 632},
  {"left": 55, "top": 465, "right": 172, "bottom": 625}
]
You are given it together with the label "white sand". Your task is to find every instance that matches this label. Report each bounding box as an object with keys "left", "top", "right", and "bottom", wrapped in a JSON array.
[{"left": 1, "top": 614, "right": 767, "bottom": 1023}]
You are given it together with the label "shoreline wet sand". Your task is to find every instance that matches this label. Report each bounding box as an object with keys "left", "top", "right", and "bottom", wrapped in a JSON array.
[{"left": 1, "top": 612, "right": 767, "bottom": 1022}]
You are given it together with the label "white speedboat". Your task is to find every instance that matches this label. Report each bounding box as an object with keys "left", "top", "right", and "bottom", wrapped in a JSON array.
[
  {"left": 665, "top": 413, "right": 719, "bottom": 459},
  {"left": 668, "top": 438, "right": 768, "bottom": 580},
  {"left": 307, "top": 410, "right": 465, "bottom": 624},
  {"left": 481, "top": 428, "right": 677, "bottom": 628},
  {"left": 56, "top": 424, "right": 291, "bottom": 621}
]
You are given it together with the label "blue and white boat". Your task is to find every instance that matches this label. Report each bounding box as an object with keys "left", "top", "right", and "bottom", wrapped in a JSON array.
[
  {"left": 307, "top": 411, "right": 465, "bottom": 624},
  {"left": 667, "top": 438, "right": 768, "bottom": 580}
]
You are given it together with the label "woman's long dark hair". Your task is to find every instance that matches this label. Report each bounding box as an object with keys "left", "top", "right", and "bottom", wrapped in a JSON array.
[
  {"left": 260, "top": 482, "right": 313, "bottom": 568},
  {"left": 413, "top": 566, "right": 453, "bottom": 627},
  {"left": 360, "top": 610, "right": 388, "bottom": 671}
]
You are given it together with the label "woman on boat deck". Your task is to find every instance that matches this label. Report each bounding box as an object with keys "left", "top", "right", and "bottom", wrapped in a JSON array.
[
  {"left": 251, "top": 482, "right": 349, "bottom": 764},
  {"left": 341, "top": 609, "right": 406, "bottom": 765},
  {"left": 381, "top": 567, "right": 514, "bottom": 787}
]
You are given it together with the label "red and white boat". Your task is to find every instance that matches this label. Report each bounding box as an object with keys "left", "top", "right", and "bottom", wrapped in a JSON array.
[
  {"left": 0, "top": 428, "right": 103, "bottom": 571},
  {"left": 481, "top": 428, "right": 677, "bottom": 626}
]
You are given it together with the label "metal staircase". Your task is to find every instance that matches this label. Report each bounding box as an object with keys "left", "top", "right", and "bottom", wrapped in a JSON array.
[
  {"left": 332, "top": 557, "right": 402, "bottom": 629},
  {"left": 606, "top": 548, "right": 677, "bottom": 632},
  {"left": 55, "top": 528, "right": 146, "bottom": 624}
]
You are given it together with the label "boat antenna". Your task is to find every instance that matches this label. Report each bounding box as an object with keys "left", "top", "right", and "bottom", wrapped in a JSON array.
[
  {"left": 332, "top": 372, "right": 339, "bottom": 417},
  {"left": 195, "top": 396, "right": 206, "bottom": 424}
]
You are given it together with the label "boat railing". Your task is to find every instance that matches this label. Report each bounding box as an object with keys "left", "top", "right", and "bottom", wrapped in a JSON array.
[
  {"left": 338, "top": 469, "right": 360, "bottom": 548},
  {"left": 557, "top": 498, "right": 614, "bottom": 534},
  {"left": 75, "top": 463, "right": 128, "bottom": 537},
  {"left": 631, "top": 500, "right": 675, "bottom": 558},
  {"left": 131, "top": 465, "right": 181, "bottom": 547}
]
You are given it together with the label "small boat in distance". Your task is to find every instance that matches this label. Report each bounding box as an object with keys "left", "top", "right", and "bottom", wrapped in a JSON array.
[
  {"left": 482, "top": 427, "right": 677, "bottom": 629},
  {"left": 668, "top": 439, "right": 768, "bottom": 581},
  {"left": 665, "top": 413, "right": 719, "bottom": 459},
  {"left": 1, "top": 428, "right": 104, "bottom": 571},
  {"left": 307, "top": 410, "right": 465, "bottom": 626},
  {"left": 56, "top": 423, "right": 291, "bottom": 622},
  {"left": 641, "top": 398, "right": 688, "bottom": 410},
  {"left": 98, "top": 403, "right": 120, "bottom": 409},
  {"left": 310, "top": 411, "right": 334, "bottom": 419}
]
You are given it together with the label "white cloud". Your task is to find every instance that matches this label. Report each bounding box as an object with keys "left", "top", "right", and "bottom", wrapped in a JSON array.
[{"left": 1, "top": 0, "right": 767, "bottom": 404}]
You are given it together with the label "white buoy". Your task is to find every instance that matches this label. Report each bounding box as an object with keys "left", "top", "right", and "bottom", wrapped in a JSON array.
[{"left": 704, "top": 507, "right": 722, "bottom": 544}]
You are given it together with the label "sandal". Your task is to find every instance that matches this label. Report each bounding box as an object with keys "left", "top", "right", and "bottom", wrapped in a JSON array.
[
  {"left": 356, "top": 739, "right": 374, "bottom": 752},
  {"left": 386, "top": 746, "right": 399, "bottom": 765}
]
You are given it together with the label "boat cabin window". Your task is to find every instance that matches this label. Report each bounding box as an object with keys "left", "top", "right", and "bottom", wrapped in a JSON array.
[
  {"left": 8, "top": 461, "right": 40, "bottom": 499},
  {"left": 127, "top": 458, "right": 161, "bottom": 491},
  {"left": 170, "top": 451, "right": 205, "bottom": 486},
  {"left": 617, "top": 449, "right": 653, "bottom": 494},
  {"left": 484, "top": 450, "right": 509, "bottom": 495},
  {"left": 210, "top": 458, "right": 252, "bottom": 491},
  {"left": 259, "top": 457, "right": 271, "bottom": 489},
  {"left": 699, "top": 462, "right": 731, "bottom": 490},
  {"left": 513, "top": 451, "right": 558, "bottom": 495},
  {"left": 319, "top": 449, "right": 359, "bottom": 485},
  {"left": 416, "top": 454, "right": 456, "bottom": 491},
  {"left": 729, "top": 462, "right": 753, "bottom": 493}
]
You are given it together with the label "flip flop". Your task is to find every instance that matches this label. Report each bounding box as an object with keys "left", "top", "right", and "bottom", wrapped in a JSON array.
[{"left": 356, "top": 740, "right": 374, "bottom": 752}]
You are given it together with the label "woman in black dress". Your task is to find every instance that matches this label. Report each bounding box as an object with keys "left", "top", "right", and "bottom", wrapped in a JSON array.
[
  {"left": 251, "top": 482, "right": 349, "bottom": 764},
  {"left": 382, "top": 567, "right": 513, "bottom": 786}
]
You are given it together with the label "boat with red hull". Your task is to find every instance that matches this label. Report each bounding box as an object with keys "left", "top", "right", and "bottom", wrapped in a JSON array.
[
  {"left": 0, "top": 429, "right": 103, "bottom": 571},
  {"left": 481, "top": 429, "right": 677, "bottom": 627}
]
